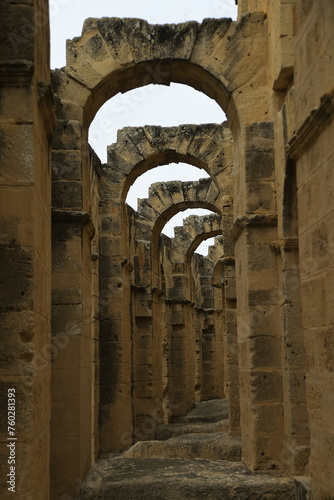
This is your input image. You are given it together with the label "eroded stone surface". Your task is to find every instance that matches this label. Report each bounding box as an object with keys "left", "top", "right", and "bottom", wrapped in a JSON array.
[
  {"left": 80, "top": 458, "right": 297, "bottom": 500},
  {"left": 154, "top": 419, "right": 229, "bottom": 440},
  {"left": 123, "top": 432, "right": 241, "bottom": 461},
  {"left": 172, "top": 399, "right": 229, "bottom": 423}
]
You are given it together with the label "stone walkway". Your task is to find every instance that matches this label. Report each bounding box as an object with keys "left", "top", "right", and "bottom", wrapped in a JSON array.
[{"left": 80, "top": 400, "right": 299, "bottom": 499}]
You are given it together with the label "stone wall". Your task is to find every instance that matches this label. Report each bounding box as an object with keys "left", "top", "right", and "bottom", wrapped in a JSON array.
[
  {"left": 0, "top": 1, "right": 53, "bottom": 499},
  {"left": 286, "top": 1, "right": 334, "bottom": 495}
]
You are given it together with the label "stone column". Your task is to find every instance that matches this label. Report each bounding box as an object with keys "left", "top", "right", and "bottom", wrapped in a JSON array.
[
  {"left": 232, "top": 122, "right": 284, "bottom": 470},
  {"left": 131, "top": 283, "right": 163, "bottom": 442},
  {"left": 167, "top": 257, "right": 196, "bottom": 418},
  {"left": 278, "top": 238, "right": 310, "bottom": 473},
  {"left": 98, "top": 171, "right": 132, "bottom": 452},
  {"left": 50, "top": 111, "right": 100, "bottom": 495},
  {"left": 51, "top": 211, "right": 95, "bottom": 497},
  {"left": 197, "top": 259, "right": 219, "bottom": 400},
  {"left": 222, "top": 258, "right": 241, "bottom": 436}
]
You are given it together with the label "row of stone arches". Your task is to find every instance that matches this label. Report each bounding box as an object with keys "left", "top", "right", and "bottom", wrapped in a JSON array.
[
  {"left": 98, "top": 124, "right": 234, "bottom": 450},
  {"left": 4, "top": 0, "right": 334, "bottom": 497},
  {"left": 49, "top": 12, "right": 310, "bottom": 498}
]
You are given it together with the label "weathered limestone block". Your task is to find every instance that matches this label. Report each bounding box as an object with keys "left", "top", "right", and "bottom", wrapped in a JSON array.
[
  {"left": 52, "top": 120, "right": 82, "bottom": 150},
  {"left": 52, "top": 150, "right": 82, "bottom": 181},
  {"left": 123, "top": 432, "right": 241, "bottom": 461},
  {"left": 137, "top": 198, "right": 161, "bottom": 221},
  {"left": 0, "top": 124, "right": 34, "bottom": 185},
  {"left": 0, "top": 2, "right": 35, "bottom": 60}
]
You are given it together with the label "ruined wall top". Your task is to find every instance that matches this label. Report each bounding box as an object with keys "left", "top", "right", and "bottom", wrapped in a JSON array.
[{"left": 52, "top": 12, "right": 269, "bottom": 129}]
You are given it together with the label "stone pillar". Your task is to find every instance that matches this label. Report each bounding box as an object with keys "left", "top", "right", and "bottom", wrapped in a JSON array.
[
  {"left": 222, "top": 258, "right": 241, "bottom": 436},
  {"left": 201, "top": 312, "right": 217, "bottom": 400},
  {"left": 51, "top": 212, "right": 95, "bottom": 498},
  {"left": 129, "top": 211, "right": 165, "bottom": 441},
  {"left": 232, "top": 122, "right": 284, "bottom": 470},
  {"left": 168, "top": 298, "right": 196, "bottom": 417},
  {"left": 167, "top": 258, "right": 196, "bottom": 417},
  {"left": 131, "top": 284, "right": 163, "bottom": 442},
  {"left": 198, "top": 259, "right": 220, "bottom": 400},
  {"left": 98, "top": 172, "right": 132, "bottom": 452},
  {"left": 278, "top": 238, "right": 310, "bottom": 473},
  {"left": 233, "top": 215, "right": 283, "bottom": 469},
  {"left": 212, "top": 259, "right": 226, "bottom": 401},
  {"left": 51, "top": 114, "right": 100, "bottom": 495}
]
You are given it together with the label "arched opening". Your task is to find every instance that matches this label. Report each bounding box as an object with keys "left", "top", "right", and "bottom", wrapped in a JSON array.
[
  {"left": 185, "top": 228, "right": 222, "bottom": 262},
  {"left": 98, "top": 122, "right": 232, "bottom": 448},
  {"left": 49, "top": 11, "right": 278, "bottom": 498},
  {"left": 197, "top": 237, "right": 216, "bottom": 256},
  {"left": 89, "top": 83, "right": 225, "bottom": 162},
  {"left": 187, "top": 233, "right": 225, "bottom": 401},
  {"left": 126, "top": 164, "right": 210, "bottom": 211},
  {"left": 81, "top": 59, "right": 234, "bottom": 130}
]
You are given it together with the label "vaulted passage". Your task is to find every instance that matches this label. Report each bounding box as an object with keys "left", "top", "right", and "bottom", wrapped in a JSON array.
[
  {"left": 2, "top": 2, "right": 334, "bottom": 500},
  {"left": 97, "top": 124, "right": 234, "bottom": 451}
]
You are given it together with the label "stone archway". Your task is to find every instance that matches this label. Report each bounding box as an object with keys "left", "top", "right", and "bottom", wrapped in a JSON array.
[
  {"left": 102, "top": 177, "right": 223, "bottom": 448},
  {"left": 171, "top": 214, "right": 225, "bottom": 402},
  {"left": 52, "top": 14, "right": 269, "bottom": 131},
  {"left": 50, "top": 14, "right": 278, "bottom": 492},
  {"left": 98, "top": 124, "right": 234, "bottom": 451}
]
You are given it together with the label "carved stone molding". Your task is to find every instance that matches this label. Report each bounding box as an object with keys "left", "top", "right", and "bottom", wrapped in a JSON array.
[
  {"left": 230, "top": 213, "right": 278, "bottom": 242},
  {"left": 165, "top": 298, "right": 194, "bottom": 306},
  {"left": 52, "top": 209, "right": 95, "bottom": 239},
  {"left": 288, "top": 90, "right": 334, "bottom": 160},
  {"left": 194, "top": 307, "right": 222, "bottom": 313},
  {"left": 0, "top": 60, "right": 34, "bottom": 86},
  {"left": 270, "top": 237, "right": 299, "bottom": 254}
]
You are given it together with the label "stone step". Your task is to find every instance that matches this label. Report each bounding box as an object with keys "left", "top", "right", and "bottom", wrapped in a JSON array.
[
  {"left": 172, "top": 398, "right": 228, "bottom": 424},
  {"left": 80, "top": 457, "right": 298, "bottom": 500},
  {"left": 154, "top": 418, "right": 229, "bottom": 440},
  {"left": 123, "top": 432, "right": 241, "bottom": 461}
]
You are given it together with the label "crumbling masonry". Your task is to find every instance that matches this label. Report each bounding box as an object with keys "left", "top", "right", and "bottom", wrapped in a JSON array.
[{"left": 1, "top": 1, "right": 334, "bottom": 499}]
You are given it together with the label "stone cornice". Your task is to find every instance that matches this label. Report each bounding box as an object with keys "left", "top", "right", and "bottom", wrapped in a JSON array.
[
  {"left": 194, "top": 307, "right": 220, "bottom": 313},
  {"left": 130, "top": 284, "right": 164, "bottom": 296},
  {"left": 52, "top": 209, "right": 95, "bottom": 238},
  {"left": 287, "top": 90, "right": 334, "bottom": 160},
  {"left": 165, "top": 298, "right": 194, "bottom": 306},
  {"left": 230, "top": 213, "right": 278, "bottom": 242},
  {"left": 0, "top": 60, "right": 34, "bottom": 86},
  {"left": 270, "top": 237, "right": 299, "bottom": 254}
]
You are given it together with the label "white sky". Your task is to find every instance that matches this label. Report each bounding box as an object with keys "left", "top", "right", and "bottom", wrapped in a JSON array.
[{"left": 50, "top": 0, "right": 238, "bottom": 254}]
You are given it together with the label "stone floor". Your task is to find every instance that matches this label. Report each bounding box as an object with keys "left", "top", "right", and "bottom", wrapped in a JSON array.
[{"left": 79, "top": 400, "right": 303, "bottom": 500}]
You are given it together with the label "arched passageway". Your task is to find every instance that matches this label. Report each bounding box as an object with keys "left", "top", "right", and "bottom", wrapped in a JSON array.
[{"left": 50, "top": 14, "right": 282, "bottom": 496}]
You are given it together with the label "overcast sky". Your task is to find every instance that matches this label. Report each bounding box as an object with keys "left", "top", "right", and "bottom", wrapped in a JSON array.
[{"left": 50, "top": 0, "right": 238, "bottom": 253}]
